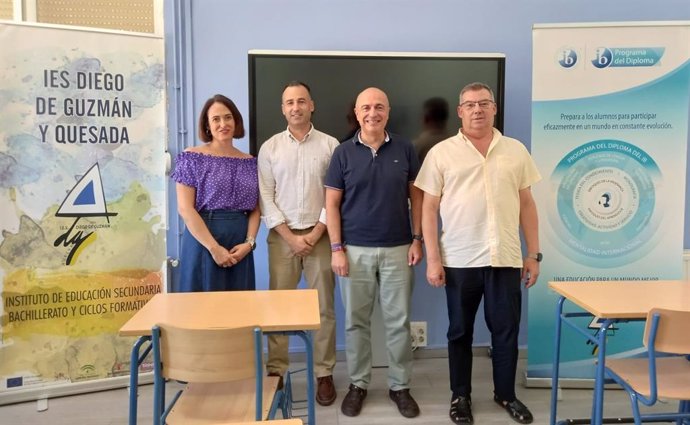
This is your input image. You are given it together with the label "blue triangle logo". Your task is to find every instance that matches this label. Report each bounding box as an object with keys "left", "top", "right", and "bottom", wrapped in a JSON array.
[
  {"left": 73, "top": 181, "right": 96, "bottom": 206},
  {"left": 56, "top": 163, "right": 116, "bottom": 219}
]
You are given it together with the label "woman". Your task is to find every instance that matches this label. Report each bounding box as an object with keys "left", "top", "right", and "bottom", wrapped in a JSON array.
[{"left": 171, "top": 94, "right": 259, "bottom": 291}]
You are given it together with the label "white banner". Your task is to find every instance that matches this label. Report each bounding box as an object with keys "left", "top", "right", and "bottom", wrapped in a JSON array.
[
  {"left": 0, "top": 22, "right": 166, "bottom": 400},
  {"left": 528, "top": 21, "right": 690, "bottom": 380}
]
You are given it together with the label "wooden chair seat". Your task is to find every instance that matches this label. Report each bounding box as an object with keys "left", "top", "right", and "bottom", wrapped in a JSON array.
[
  {"left": 167, "top": 376, "right": 282, "bottom": 424},
  {"left": 607, "top": 357, "right": 690, "bottom": 399}
]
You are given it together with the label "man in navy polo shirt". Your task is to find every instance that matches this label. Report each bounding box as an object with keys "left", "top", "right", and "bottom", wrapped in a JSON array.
[{"left": 325, "top": 87, "right": 423, "bottom": 418}]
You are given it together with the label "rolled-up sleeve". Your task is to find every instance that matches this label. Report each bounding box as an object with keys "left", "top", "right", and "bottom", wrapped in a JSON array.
[{"left": 258, "top": 144, "right": 286, "bottom": 229}]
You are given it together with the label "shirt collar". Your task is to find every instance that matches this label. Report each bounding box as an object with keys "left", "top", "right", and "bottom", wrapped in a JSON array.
[
  {"left": 458, "top": 128, "right": 502, "bottom": 150},
  {"left": 353, "top": 129, "right": 391, "bottom": 145},
  {"left": 287, "top": 123, "right": 314, "bottom": 143}
]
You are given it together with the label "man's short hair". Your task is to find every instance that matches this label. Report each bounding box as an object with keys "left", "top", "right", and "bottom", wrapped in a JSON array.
[
  {"left": 459, "top": 82, "right": 495, "bottom": 103},
  {"left": 283, "top": 80, "right": 312, "bottom": 94}
]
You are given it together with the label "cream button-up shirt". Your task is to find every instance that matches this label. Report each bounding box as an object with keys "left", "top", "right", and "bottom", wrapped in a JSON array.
[
  {"left": 258, "top": 125, "right": 339, "bottom": 230},
  {"left": 415, "top": 128, "right": 541, "bottom": 268}
]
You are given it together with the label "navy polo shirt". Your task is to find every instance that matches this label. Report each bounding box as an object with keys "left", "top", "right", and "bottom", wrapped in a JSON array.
[{"left": 325, "top": 131, "right": 420, "bottom": 247}]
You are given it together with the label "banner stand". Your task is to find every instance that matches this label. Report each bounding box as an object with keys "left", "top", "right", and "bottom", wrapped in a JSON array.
[
  {"left": 528, "top": 21, "right": 690, "bottom": 386},
  {"left": 0, "top": 374, "right": 154, "bottom": 406},
  {"left": 0, "top": 22, "right": 167, "bottom": 404}
]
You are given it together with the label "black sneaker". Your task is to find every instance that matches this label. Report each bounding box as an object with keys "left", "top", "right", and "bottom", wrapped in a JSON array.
[
  {"left": 341, "top": 384, "right": 367, "bottom": 417},
  {"left": 450, "top": 395, "right": 473, "bottom": 424},
  {"left": 389, "top": 388, "right": 420, "bottom": 418}
]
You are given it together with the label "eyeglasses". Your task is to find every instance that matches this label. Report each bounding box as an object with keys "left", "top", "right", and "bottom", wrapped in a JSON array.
[{"left": 460, "top": 100, "right": 494, "bottom": 110}]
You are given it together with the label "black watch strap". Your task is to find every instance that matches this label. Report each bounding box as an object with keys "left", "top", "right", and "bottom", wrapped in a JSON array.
[{"left": 527, "top": 252, "right": 543, "bottom": 262}]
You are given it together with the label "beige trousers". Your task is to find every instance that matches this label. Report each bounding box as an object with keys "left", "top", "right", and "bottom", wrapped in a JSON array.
[{"left": 265, "top": 227, "right": 336, "bottom": 378}]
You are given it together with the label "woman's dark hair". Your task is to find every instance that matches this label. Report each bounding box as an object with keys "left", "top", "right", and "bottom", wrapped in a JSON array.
[{"left": 198, "top": 94, "right": 245, "bottom": 142}]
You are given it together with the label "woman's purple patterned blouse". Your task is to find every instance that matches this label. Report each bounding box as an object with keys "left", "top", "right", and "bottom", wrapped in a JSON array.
[{"left": 171, "top": 151, "right": 259, "bottom": 212}]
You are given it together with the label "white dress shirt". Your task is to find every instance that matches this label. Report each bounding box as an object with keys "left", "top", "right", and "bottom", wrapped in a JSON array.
[{"left": 258, "top": 125, "right": 339, "bottom": 230}]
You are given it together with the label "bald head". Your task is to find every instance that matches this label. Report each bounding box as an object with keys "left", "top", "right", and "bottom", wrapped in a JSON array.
[
  {"left": 355, "top": 87, "right": 389, "bottom": 108},
  {"left": 354, "top": 87, "right": 390, "bottom": 140}
]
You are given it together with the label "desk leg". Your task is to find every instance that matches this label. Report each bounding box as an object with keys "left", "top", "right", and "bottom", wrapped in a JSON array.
[
  {"left": 129, "top": 336, "right": 152, "bottom": 425},
  {"left": 592, "top": 319, "right": 612, "bottom": 425},
  {"left": 294, "top": 330, "right": 315, "bottom": 425},
  {"left": 550, "top": 297, "right": 566, "bottom": 425}
]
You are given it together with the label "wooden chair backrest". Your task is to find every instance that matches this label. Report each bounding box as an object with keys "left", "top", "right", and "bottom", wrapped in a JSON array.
[
  {"left": 644, "top": 308, "right": 690, "bottom": 354},
  {"left": 158, "top": 323, "right": 259, "bottom": 383}
]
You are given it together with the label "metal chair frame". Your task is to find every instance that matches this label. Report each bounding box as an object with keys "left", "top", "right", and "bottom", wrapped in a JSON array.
[{"left": 604, "top": 308, "right": 690, "bottom": 425}]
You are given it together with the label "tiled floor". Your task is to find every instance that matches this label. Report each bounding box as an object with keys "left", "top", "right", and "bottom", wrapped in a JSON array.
[{"left": 0, "top": 354, "right": 673, "bottom": 424}]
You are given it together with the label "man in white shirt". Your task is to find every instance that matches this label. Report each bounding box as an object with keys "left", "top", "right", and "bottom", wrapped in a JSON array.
[
  {"left": 258, "top": 81, "right": 340, "bottom": 406},
  {"left": 415, "top": 82, "right": 541, "bottom": 425}
]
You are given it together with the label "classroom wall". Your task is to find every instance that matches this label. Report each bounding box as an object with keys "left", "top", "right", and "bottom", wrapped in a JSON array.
[{"left": 163, "top": 0, "right": 690, "bottom": 351}]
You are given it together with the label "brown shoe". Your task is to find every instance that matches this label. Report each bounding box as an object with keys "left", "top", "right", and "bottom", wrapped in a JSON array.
[
  {"left": 389, "top": 388, "right": 420, "bottom": 418},
  {"left": 341, "top": 384, "right": 367, "bottom": 417},
  {"left": 316, "top": 375, "right": 336, "bottom": 406}
]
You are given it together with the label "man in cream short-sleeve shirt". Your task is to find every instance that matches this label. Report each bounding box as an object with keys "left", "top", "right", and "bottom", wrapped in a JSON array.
[{"left": 415, "top": 82, "right": 541, "bottom": 425}]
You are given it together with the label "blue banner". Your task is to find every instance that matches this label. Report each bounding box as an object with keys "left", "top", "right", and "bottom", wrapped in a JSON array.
[{"left": 529, "top": 22, "right": 690, "bottom": 380}]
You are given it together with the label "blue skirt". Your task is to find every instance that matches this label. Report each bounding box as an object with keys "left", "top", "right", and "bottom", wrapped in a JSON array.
[{"left": 176, "top": 210, "right": 255, "bottom": 292}]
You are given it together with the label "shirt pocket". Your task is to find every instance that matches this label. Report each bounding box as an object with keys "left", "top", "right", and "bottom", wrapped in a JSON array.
[
  {"left": 307, "top": 152, "right": 332, "bottom": 178},
  {"left": 495, "top": 155, "right": 522, "bottom": 189}
]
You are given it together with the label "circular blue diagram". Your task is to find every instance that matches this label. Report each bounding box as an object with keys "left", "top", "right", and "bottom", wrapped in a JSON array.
[{"left": 550, "top": 139, "right": 661, "bottom": 267}]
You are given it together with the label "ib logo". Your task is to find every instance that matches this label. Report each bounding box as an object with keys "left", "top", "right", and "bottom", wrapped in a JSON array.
[
  {"left": 592, "top": 47, "right": 613, "bottom": 68},
  {"left": 558, "top": 48, "right": 578, "bottom": 68}
]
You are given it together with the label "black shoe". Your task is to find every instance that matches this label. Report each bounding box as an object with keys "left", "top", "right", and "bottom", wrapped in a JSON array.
[
  {"left": 450, "top": 395, "right": 473, "bottom": 424},
  {"left": 341, "top": 384, "right": 367, "bottom": 417},
  {"left": 494, "top": 395, "right": 533, "bottom": 424},
  {"left": 389, "top": 388, "right": 420, "bottom": 418}
]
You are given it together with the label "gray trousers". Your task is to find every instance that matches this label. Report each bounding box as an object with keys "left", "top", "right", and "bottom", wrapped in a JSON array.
[{"left": 339, "top": 244, "right": 414, "bottom": 390}]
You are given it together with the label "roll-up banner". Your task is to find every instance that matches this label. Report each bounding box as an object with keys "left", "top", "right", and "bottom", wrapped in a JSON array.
[
  {"left": 0, "top": 22, "right": 166, "bottom": 402},
  {"left": 529, "top": 21, "right": 690, "bottom": 383}
]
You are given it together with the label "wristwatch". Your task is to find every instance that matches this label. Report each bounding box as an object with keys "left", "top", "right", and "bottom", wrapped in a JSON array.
[
  {"left": 245, "top": 236, "right": 256, "bottom": 251},
  {"left": 526, "top": 252, "right": 543, "bottom": 262},
  {"left": 412, "top": 234, "right": 423, "bottom": 242}
]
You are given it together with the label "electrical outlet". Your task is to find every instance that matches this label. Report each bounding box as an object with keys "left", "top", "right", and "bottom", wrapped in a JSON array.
[{"left": 410, "top": 321, "right": 427, "bottom": 347}]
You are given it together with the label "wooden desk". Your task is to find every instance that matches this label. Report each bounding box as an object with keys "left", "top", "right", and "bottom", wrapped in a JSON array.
[
  {"left": 549, "top": 281, "right": 690, "bottom": 319},
  {"left": 549, "top": 281, "right": 690, "bottom": 425},
  {"left": 119, "top": 289, "right": 321, "bottom": 425}
]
